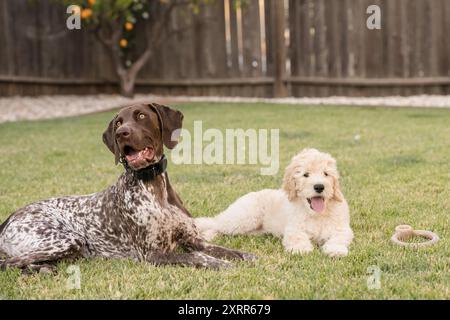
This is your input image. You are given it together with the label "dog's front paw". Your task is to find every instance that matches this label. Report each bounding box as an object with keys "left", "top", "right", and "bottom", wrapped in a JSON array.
[
  {"left": 322, "top": 243, "right": 348, "bottom": 257},
  {"left": 285, "top": 242, "right": 314, "bottom": 255}
]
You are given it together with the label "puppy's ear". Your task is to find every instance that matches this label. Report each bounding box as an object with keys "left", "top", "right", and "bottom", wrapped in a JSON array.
[
  {"left": 332, "top": 176, "right": 344, "bottom": 202},
  {"left": 102, "top": 116, "right": 120, "bottom": 165},
  {"left": 282, "top": 162, "right": 299, "bottom": 201},
  {"left": 149, "top": 103, "right": 183, "bottom": 149}
]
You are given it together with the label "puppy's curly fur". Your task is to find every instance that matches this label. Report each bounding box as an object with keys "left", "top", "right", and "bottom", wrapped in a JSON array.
[{"left": 195, "top": 148, "right": 354, "bottom": 257}]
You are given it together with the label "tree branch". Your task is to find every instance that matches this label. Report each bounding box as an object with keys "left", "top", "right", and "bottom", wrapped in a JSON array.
[
  {"left": 129, "top": 48, "right": 152, "bottom": 78},
  {"left": 127, "top": 0, "right": 192, "bottom": 77}
]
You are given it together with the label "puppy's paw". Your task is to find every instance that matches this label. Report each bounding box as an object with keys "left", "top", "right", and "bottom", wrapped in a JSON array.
[
  {"left": 322, "top": 243, "right": 348, "bottom": 257},
  {"left": 285, "top": 242, "right": 314, "bottom": 255}
]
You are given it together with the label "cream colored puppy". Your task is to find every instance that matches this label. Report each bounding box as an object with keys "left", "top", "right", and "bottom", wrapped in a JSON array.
[{"left": 195, "top": 148, "right": 353, "bottom": 257}]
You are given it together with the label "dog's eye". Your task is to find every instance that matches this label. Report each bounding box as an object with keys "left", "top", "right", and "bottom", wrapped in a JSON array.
[
  {"left": 303, "top": 173, "right": 309, "bottom": 178},
  {"left": 116, "top": 121, "right": 122, "bottom": 127},
  {"left": 324, "top": 172, "right": 328, "bottom": 176},
  {"left": 138, "top": 113, "right": 146, "bottom": 120}
]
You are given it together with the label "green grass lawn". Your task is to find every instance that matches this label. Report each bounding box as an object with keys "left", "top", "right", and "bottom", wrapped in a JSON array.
[{"left": 0, "top": 102, "right": 449, "bottom": 299}]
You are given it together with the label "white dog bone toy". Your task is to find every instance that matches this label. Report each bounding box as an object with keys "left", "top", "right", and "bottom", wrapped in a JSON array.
[{"left": 391, "top": 224, "right": 439, "bottom": 247}]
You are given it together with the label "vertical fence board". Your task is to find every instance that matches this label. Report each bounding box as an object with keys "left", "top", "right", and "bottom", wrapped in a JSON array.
[
  {"left": 412, "top": 0, "right": 424, "bottom": 77},
  {"left": 430, "top": 0, "right": 443, "bottom": 77},
  {"left": 314, "top": 0, "right": 327, "bottom": 96},
  {"left": 228, "top": 0, "right": 241, "bottom": 77},
  {"left": 0, "top": 1, "right": 12, "bottom": 75},
  {"left": 444, "top": 0, "right": 450, "bottom": 77},
  {"left": 288, "top": 0, "right": 297, "bottom": 96},
  {"left": 399, "top": 0, "right": 408, "bottom": 79},
  {"left": 392, "top": 0, "right": 404, "bottom": 78},
  {"left": 298, "top": 0, "right": 308, "bottom": 79},
  {"left": 314, "top": 0, "right": 327, "bottom": 77},
  {"left": 241, "top": 0, "right": 262, "bottom": 78},
  {"left": 405, "top": 0, "right": 416, "bottom": 78},
  {"left": 201, "top": 1, "right": 227, "bottom": 95},
  {"left": 364, "top": 0, "right": 383, "bottom": 79},
  {"left": 178, "top": 8, "right": 197, "bottom": 79},
  {"left": 162, "top": 10, "right": 181, "bottom": 80},
  {"left": 421, "top": 0, "right": 432, "bottom": 77},
  {"left": 352, "top": 0, "right": 366, "bottom": 79},
  {"left": 344, "top": 0, "right": 354, "bottom": 79},
  {"left": 306, "top": 0, "right": 315, "bottom": 79},
  {"left": 300, "top": 0, "right": 314, "bottom": 95},
  {"left": 325, "top": 0, "right": 341, "bottom": 78},
  {"left": 13, "top": 1, "right": 32, "bottom": 76},
  {"left": 265, "top": 0, "right": 275, "bottom": 77}
]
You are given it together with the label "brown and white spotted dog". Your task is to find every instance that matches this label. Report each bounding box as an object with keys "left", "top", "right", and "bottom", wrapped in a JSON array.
[{"left": 0, "top": 103, "right": 256, "bottom": 273}]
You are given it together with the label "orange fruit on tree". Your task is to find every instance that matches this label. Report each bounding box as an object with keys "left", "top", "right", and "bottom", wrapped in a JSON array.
[
  {"left": 81, "top": 8, "right": 93, "bottom": 19},
  {"left": 125, "top": 22, "right": 134, "bottom": 31},
  {"left": 119, "top": 39, "right": 128, "bottom": 48},
  {"left": 88, "top": 0, "right": 96, "bottom": 5}
]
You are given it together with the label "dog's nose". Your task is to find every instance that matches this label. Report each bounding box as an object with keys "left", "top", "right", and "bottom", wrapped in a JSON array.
[
  {"left": 314, "top": 184, "right": 324, "bottom": 193},
  {"left": 116, "top": 126, "right": 131, "bottom": 139}
]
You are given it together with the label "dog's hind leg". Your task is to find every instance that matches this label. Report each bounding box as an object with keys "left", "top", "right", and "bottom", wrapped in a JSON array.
[
  {"left": 0, "top": 209, "right": 89, "bottom": 274},
  {"left": 1, "top": 239, "right": 85, "bottom": 274},
  {"left": 0, "top": 231, "right": 86, "bottom": 274},
  {"left": 195, "top": 191, "right": 266, "bottom": 240}
]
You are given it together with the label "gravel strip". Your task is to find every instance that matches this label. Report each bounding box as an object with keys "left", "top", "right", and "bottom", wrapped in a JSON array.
[
  {"left": 0, "top": 95, "right": 157, "bottom": 123},
  {"left": 0, "top": 94, "right": 449, "bottom": 123},
  {"left": 171, "top": 95, "right": 450, "bottom": 108}
]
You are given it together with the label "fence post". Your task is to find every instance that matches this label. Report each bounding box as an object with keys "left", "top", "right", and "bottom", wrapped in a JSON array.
[{"left": 271, "top": 0, "right": 288, "bottom": 97}]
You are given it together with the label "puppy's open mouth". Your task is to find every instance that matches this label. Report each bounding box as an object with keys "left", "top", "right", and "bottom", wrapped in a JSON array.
[
  {"left": 123, "top": 146, "right": 155, "bottom": 169},
  {"left": 307, "top": 196, "right": 325, "bottom": 213}
]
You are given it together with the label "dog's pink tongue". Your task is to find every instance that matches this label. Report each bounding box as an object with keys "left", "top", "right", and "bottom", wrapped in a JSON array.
[
  {"left": 311, "top": 197, "right": 325, "bottom": 213},
  {"left": 125, "top": 150, "right": 139, "bottom": 162}
]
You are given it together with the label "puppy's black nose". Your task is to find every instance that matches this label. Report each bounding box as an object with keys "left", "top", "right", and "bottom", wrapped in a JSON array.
[
  {"left": 314, "top": 184, "right": 324, "bottom": 193},
  {"left": 116, "top": 126, "right": 131, "bottom": 139}
]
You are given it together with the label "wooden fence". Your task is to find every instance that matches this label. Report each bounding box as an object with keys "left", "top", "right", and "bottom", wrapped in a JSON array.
[
  {"left": 0, "top": 0, "right": 449, "bottom": 97},
  {"left": 289, "top": 0, "right": 450, "bottom": 96}
]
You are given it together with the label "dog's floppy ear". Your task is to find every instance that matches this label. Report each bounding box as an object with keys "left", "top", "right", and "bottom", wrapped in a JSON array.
[
  {"left": 282, "top": 161, "right": 299, "bottom": 201},
  {"left": 102, "top": 116, "right": 120, "bottom": 165},
  {"left": 148, "top": 103, "right": 183, "bottom": 149},
  {"left": 327, "top": 158, "right": 344, "bottom": 202},
  {"left": 332, "top": 175, "right": 344, "bottom": 202}
]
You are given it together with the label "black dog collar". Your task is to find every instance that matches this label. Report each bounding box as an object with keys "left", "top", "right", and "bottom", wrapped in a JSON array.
[{"left": 123, "top": 154, "right": 168, "bottom": 181}]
